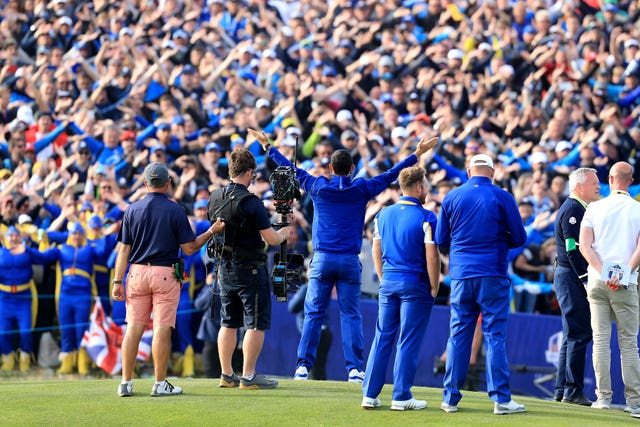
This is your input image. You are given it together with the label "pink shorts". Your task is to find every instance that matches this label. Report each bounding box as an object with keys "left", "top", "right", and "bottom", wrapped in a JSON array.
[{"left": 125, "top": 264, "right": 180, "bottom": 328}]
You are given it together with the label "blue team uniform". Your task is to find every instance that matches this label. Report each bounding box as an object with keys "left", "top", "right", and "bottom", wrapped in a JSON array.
[
  {"left": 267, "top": 147, "right": 420, "bottom": 374},
  {"left": 0, "top": 246, "right": 50, "bottom": 355},
  {"left": 436, "top": 176, "right": 526, "bottom": 406},
  {"left": 38, "top": 237, "right": 107, "bottom": 353},
  {"left": 363, "top": 196, "right": 437, "bottom": 401}
]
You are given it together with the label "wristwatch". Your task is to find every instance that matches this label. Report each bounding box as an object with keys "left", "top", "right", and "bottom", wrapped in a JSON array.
[{"left": 113, "top": 279, "right": 123, "bottom": 285}]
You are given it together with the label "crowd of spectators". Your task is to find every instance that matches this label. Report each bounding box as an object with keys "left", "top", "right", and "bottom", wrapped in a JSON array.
[{"left": 2, "top": 0, "right": 640, "bottom": 373}]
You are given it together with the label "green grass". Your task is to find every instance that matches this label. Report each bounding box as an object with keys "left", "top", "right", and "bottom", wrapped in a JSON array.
[{"left": 1, "top": 378, "right": 635, "bottom": 426}]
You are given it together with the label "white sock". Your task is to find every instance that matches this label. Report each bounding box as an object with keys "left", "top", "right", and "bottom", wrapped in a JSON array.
[{"left": 121, "top": 380, "right": 132, "bottom": 385}]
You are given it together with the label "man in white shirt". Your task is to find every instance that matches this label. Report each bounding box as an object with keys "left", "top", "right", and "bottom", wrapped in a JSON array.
[{"left": 579, "top": 161, "right": 640, "bottom": 417}]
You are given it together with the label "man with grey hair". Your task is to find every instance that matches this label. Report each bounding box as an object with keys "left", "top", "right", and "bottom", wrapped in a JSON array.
[
  {"left": 112, "top": 162, "right": 224, "bottom": 397},
  {"left": 553, "top": 167, "right": 600, "bottom": 406},
  {"left": 580, "top": 162, "right": 640, "bottom": 417}
]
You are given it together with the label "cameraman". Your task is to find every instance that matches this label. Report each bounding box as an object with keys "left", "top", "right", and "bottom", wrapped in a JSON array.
[
  {"left": 207, "top": 147, "right": 291, "bottom": 390},
  {"left": 249, "top": 128, "right": 438, "bottom": 382}
]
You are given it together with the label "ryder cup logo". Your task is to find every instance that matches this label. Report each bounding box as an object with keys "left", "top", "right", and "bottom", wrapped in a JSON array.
[{"left": 545, "top": 331, "right": 563, "bottom": 368}]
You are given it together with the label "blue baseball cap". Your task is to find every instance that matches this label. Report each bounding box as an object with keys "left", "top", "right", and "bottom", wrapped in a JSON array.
[
  {"left": 323, "top": 67, "right": 337, "bottom": 77},
  {"left": 194, "top": 199, "right": 208, "bottom": 210},
  {"left": 80, "top": 201, "right": 93, "bottom": 213},
  {"left": 5, "top": 226, "right": 19, "bottom": 236},
  {"left": 205, "top": 142, "right": 220, "bottom": 152},
  {"left": 94, "top": 164, "right": 107, "bottom": 176},
  {"left": 88, "top": 215, "right": 103, "bottom": 229},
  {"left": 157, "top": 123, "right": 171, "bottom": 131},
  {"left": 231, "top": 137, "right": 245, "bottom": 149},
  {"left": 68, "top": 222, "right": 85, "bottom": 234},
  {"left": 150, "top": 145, "right": 166, "bottom": 155}
]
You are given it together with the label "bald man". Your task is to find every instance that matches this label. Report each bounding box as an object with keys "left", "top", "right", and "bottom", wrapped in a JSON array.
[{"left": 580, "top": 162, "right": 640, "bottom": 416}]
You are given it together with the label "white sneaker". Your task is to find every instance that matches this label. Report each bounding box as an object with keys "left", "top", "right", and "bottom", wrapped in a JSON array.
[
  {"left": 150, "top": 380, "right": 183, "bottom": 397},
  {"left": 494, "top": 400, "right": 526, "bottom": 415},
  {"left": 362, "top": 397, "right": 381, "bottom": 409},
  {"left": 591, "top": 398, "right": 611, "bottom": 409},
  {"left": 624, "top": 403, "right": 640, "bottom": 413},
  {"left": 391, "top": 398, "right": 427, "bottom": 411},
  {"left": 117, "top": 382, "right": 133, "bottom": 397},
  {"left": 294, "top": 366, "right": 308, "bottom": 380},
  {"left": 348, "top": 369, "right": 365, "bottom": 383},
  {"left": 440, "top": 402, "right": 458, "bottom": 413}
]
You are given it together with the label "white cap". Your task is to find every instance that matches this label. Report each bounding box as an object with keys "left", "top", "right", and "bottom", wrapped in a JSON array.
[
  {"left": 469, "top": 153, "right": 494, "bottom": 169},
  {"left": 378, "top": 55, "right": 394, "bottom": 67},
  {"left": 17, "top": 105, "right": 35, "bottom": 126},
  {"left": 59, "top": 16, "right": 73, "bottom": 27},
  {"left": 161, "top": 40, "right": 175, "bottom": 49},
  {"left": 447, "top": 49, "right": 464, "bottom": 60},
  {"left": 478, "top": 42, "right": 492, "bottom": 52},
  {"left": 280, "top": 136, "right": 296, "bottom": 147},
  {"left": 18, "top": 214, "right": 32, "bottom": 225},
  {"left": 255, "top": 98, "right": 271, "bottom": 109},
  {"left": 119, "top": 27, "right": 134, "bottom": 37},
  {"left": 529, "top": 151, "right": 548, "bottom": 164},
  {"left": 391, "top": 126, "right": 407, "bottom": 139},
  {"left": 262, "top": 49, "right": 276, "bottom": 59},
  {"left": 500, "top": 64, "right": 515, "bottom": 75},
  {"left": 281, "top": 26, "right": 293, "bottom": 37},
  {"left": 625, "top": 39, "right": 639, "bottom": 49},
  {"left": 369, "top": 134, "right": 384, "bottom": 146},
  {"left": 286, "top": 126, "right": 302, "bottom": 136},
  {"left": 336, "top": 109, "right": 353, "bottom": 122},
  {"left": 555, "top": 141, "right": 573, "bottom": 153}
]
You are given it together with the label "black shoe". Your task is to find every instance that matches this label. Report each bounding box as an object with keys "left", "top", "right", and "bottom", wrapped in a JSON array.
[
  {"left": 553, "top": 394, "right": 563, "bottom": 402},
  {"left": 562, "top": 395, "right": 593, "bottom": 406}
]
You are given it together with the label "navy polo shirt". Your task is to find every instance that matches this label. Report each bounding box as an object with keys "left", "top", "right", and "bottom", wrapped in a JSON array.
[{"left": 118, "top": 192, "right": 195, "bottom": 266}]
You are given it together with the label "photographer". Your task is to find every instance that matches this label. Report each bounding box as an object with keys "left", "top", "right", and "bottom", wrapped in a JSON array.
[
  {"left": 249, "top": 128, "right": 438, "bottom": 382},
  {"left": 207, "top": 147, "right": 291, "bottom": 390}
]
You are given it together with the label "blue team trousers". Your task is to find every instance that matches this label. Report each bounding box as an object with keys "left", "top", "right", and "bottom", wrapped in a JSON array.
[
  {"left": 0, "top": 291, "right": 33, "bottom": 354},
  {"left": 297, "top": 252, "right": 363, "bottom": 373},
  {"left": 173, "top": 287, "right": 193, "bottom": 353},
  {"left": 363, "top": 278, "right": 433, "bottom": 401},
  {"left": 443, "top": 277, "right": 511, "bottom": 405},
  {"left": 554, "top": 265, "right": 592, "bottom": 399},
  {"left": 58, "top": 293, "right": 92, "bottom": 353}
]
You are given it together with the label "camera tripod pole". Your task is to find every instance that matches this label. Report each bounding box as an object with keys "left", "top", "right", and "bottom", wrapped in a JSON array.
[{"left": 272, "top": 212, "right": 290, "bottom": 302}]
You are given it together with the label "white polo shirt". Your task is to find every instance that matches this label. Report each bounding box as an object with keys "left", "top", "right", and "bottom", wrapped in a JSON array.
[{"left": 581, "top": 190, "right": 640, "bottom": 281}]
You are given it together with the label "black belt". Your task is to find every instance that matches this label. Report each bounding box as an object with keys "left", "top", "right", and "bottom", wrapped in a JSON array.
[{"left": 134, "top": 262, "right": 175, "bottom": 268}]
